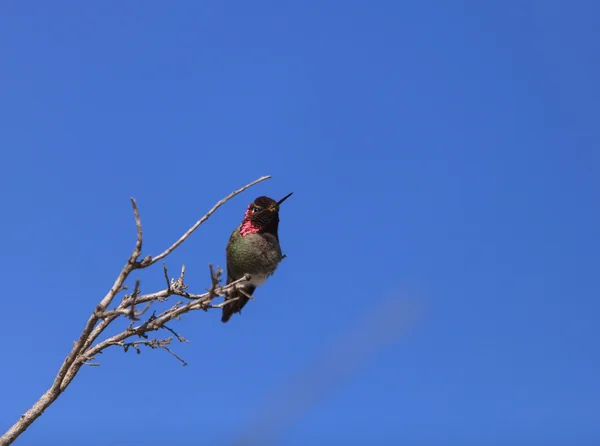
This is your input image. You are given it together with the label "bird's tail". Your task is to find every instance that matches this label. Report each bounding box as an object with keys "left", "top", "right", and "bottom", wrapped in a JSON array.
[{"left": 221, "top": 284, "right": 256, "bottom": 323}]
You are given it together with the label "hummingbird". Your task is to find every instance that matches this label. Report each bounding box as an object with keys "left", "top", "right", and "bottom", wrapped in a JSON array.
[{"left": 221, "top": 192, "right": 293, "bottom": 323}]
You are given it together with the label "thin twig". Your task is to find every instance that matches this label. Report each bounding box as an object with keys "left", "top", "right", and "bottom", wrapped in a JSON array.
[
  {"left": 162, "top": 324, "right": 189, "bottom": 343},
  {"left": 209, "top": 297, "right": 241, "bottom": 309},
  {"left": 130, "top": 198, "right": 143, "bottom": 266},
  {"left": 148, "top": 175, "right": 271, "bottom": 266},
  {"left": 162, "top": 346, "right": 188, "bottom": 366},
  {"left": 163, "top": 263, "right": 171, "bottom": 291}
]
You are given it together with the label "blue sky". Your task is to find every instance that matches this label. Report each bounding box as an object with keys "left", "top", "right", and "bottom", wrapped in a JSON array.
[{"left": 1, "top": 1, "right": 599, "bottom": 445}]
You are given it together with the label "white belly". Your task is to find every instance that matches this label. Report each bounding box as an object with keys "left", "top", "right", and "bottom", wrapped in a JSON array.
[{"left": 247, "top": 273, "right": 267, "bottom": 287}]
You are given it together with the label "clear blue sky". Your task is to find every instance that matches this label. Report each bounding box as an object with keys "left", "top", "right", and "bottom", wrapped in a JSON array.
[{"left": 1, "top": 2, "right": 598, "bottom": 445}]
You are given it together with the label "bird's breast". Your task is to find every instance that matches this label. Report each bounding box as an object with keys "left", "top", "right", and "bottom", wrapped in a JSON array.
[{"left": 227, "top": 231, "right": 283, "bottom": 282}]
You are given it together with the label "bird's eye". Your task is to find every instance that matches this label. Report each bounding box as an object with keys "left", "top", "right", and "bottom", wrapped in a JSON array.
[{"left": 252, "top": 206, "right": 260, "bottom": 213}]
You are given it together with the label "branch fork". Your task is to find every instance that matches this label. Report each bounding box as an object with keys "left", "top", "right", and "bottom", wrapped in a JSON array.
[{"left": 0, "top": 175, "right": 272, "bottom": 446}]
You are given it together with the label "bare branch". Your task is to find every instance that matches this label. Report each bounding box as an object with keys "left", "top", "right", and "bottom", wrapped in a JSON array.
[
  {"left": 129, "top": 198, "right": 143, "bottom": 266},
  {"left": 209, "top": 297, "right": 241, "bottom": 309},
  {"left": 98, "top": 309, "right": 133, "bottom": 319},
  {"left": 112, "top": 338, "right": 188, "bottom": 366},
  {"left": 0, "top": 175, "right": 269, "bottom": 446},
  {"left": 149, "top": 175, "right": 271, "bottom": 266},
  {"left": 50, "top": 198, "right": 146, "bottom": 395},
  {"left": 81, "top": 274, "right": 244, "bottom": 363}
]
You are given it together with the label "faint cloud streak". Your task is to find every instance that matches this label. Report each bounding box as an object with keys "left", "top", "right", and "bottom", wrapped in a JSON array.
[{"left": 232, "top": 294, "right": 423, "bottom": 446}]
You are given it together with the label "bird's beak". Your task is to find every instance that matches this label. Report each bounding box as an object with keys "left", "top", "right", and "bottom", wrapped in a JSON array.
[{"left": 277, "top": 192, "right": 294, "bottom": 206}]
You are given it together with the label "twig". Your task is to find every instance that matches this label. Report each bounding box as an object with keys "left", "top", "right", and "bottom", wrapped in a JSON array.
[
  {"left": 148, "top": 175, "right": 271, "bottom": 266},
  {"left": 82, "top": 280, "right": 239, "bottom": 361},
  {"left": 162, "top": 346, "right": 188, "bottom": 367},
  {"left": 130, "top": 198, "right": 143, "bottom": 267},
  {"left": 163, "top": 263, "right": 171, "bottom": 291},
  {"left": 162, "top": 324, "right": 189, "bottom": 343},
  {"left": 239, "top": 287, "right": 255, "bottom": 301},
  {"left": 208, "top": 297, "right": 241, "bottom": 309}
]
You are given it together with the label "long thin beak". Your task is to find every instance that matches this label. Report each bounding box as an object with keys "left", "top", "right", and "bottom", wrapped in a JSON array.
[{"left": 277, "top": 192, "right": 294, "bottom": 206}]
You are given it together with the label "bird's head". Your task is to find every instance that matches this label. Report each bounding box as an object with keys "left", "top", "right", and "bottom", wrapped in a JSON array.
[{"left": 240, "top": 192, "right": 293, "bottom": 237}]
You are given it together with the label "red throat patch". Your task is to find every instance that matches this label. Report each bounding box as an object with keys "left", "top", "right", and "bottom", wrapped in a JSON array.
[
  {"left": 240, "top": 220, "right": 259, "bottom": 237},
  {"left": 240, "top": 208, "right": 259, "bottom": 237}
]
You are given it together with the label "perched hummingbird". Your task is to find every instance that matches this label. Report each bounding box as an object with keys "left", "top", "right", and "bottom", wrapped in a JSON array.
[{"left": 221, "top": 192, "right": 293, "bottom": 323}]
